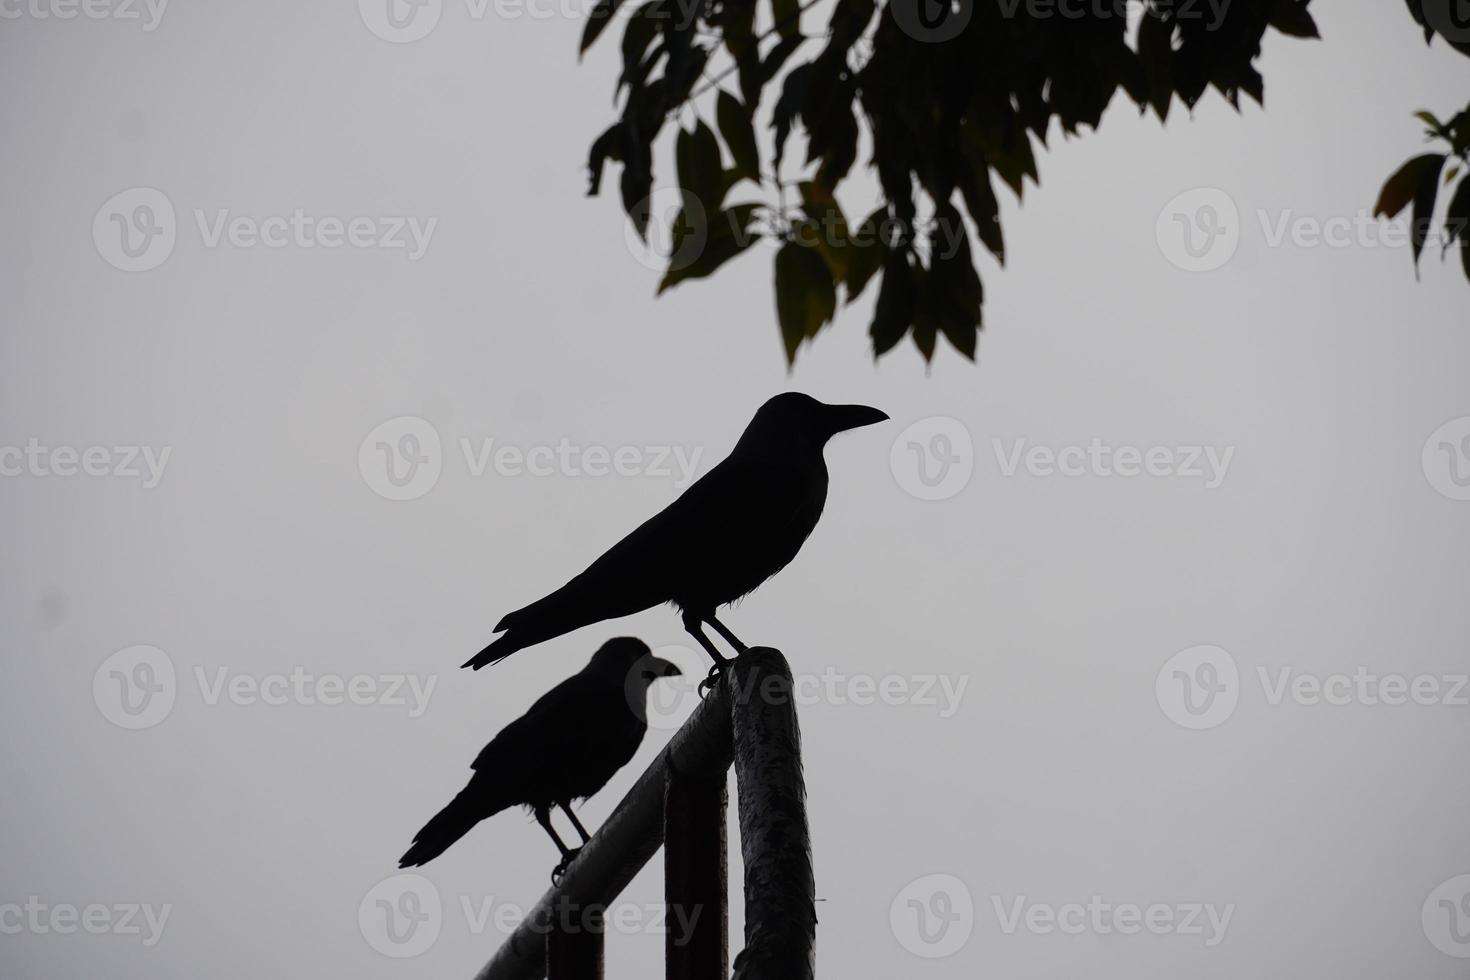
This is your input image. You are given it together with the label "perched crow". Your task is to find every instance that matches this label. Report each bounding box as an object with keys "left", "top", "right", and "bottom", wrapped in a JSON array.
[
  {"left": 399, "top": 638, "right": 679, "bottom": 875},
  {"left": 464, "top": 393, "right": 887, "bottom": 677}
]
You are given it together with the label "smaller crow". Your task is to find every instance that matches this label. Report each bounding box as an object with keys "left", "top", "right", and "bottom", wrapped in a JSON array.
[{"left": 399, "top": 637, "right": 680, "bottom": 879}]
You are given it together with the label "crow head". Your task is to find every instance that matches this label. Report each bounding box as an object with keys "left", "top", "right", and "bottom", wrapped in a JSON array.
[
  {"left": 737, "top": 392, "right": 889, "bottom": 459},
  {"left": 591, "top": 636, "right": 681, "bottom": 686}
]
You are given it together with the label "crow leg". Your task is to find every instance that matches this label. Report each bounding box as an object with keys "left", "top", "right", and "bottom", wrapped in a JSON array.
[
  {"left": 559, "top": 802, "right": 592, "bottom": 844},
  {"left": 706, "top": 614, "right": 748, "bottom": 654},
  {"left": 536, "top": 805, "right": 583, "bottom": 884},
  {"left": 535, "top": 805, "right": 574, "bottom": 857},
  {"left": 682, "top": 611, "right": 731, "bottom": 666}
]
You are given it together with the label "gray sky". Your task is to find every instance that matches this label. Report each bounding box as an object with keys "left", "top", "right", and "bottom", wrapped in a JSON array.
[{"left": 3, "top": 2, "right": 1470, "bottom": 978}]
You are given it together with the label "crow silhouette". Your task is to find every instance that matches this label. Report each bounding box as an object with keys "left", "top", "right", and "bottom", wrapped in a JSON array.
[
  {"left": 399, "top": 638, "right": 679, "bottom": 876},
  {"left": 463, "top": 393, "right": 887, "bottom": 679}
]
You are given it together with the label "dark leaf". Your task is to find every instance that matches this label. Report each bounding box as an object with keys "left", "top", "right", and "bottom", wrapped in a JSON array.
[
  {"left": 1136, "top": 12, "right": 1174, "bottom": 122},
  {"left": 587, "top": 123, "right": 624, "bottom": 196},
  {"left": 1268, "top": 0, "right": 1319, "bottom": 38},
  {"left": 869, "top": 250, "right": 913, "bottom": 358},
  {"left": 771, "top": 0, "right": 800, "bottom": 41},
  {"left": 843, "top": 206, "right": 888, "bottom": 301},
  {"left": 1415, "top": 110, "right": 1446, "bottom": 134},
  {"left": 659, "top": 203, "right": 764, "bottom": 293},
  {"left": 717, "top": 90, "right": 763, "bottom": 182},
  {"left": 774, "top": 238, "right": 837, "bottom": 364},
  {"left": 929, "top": 204, "right": 981, "bottom": 360},
  {"left": 581, "top": 0, "right": 629, "bottom": 55},
  {"left": 618, "top": 3, "right": 664, "bottom": 92},
  {"left": 959, "top": 167, "right": 1004, "bottom": 264},
  {"left": 1410, "top": 153, "right": 1448, "bottom": 272},
  {"left": 676, "top": 119, "right": 726, "bottom": 214},
  {"left": 797, "top": 181, "right": 851, "bottom": 280},
  {"left": 1445, "top": 176, "right": 1470, "bottom": 282},
  {"left": 772, "top": 62, "right": 813, "bottom": 175},
  {"left": 1375, "top": 153, "right": 1444, "bottom": 219}
]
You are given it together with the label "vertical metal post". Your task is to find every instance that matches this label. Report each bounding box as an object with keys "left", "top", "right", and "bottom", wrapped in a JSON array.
[
  {"left": 729, "top": 649, "right": 815, "bottom": 980},
  {"left": 546, "top": 902, "right": 603, "bottom": 980},
  {"left": 665, "top": 767, "right": 729, "bottom": 980}
]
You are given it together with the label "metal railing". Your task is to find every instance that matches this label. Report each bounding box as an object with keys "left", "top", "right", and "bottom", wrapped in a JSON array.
[{"left": 474, "top": 647, "right": 815, "bottom": 980}]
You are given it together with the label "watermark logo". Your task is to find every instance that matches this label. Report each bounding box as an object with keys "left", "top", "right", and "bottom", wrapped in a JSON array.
[
  {"left": 890, "top": 873, "right": 974, "bottom": 958},
  {"left": 1424, "top": 875, "right": 1470, "bottom": 958},
  {"left": 642, "top": 650, "right": 972, "bottom": 730},
  {"left": 1422, "top": 417, "right": 1470, "bottom": 501},
  {"left": 624, "top": 187, "right": 710, "bottom": 274},
  {"left": 890, "top": 0, "right": 972, "bottom": 42},
  {"left": 93, "top": 645, "right": 176, "bottom": 730},
  {"left": 890, "top": 416, "right": 974, "bottom": 501},
  {"left": 992, "top": 895, "right": 1233, "bottom": 946},
  {"left": 1156, "top": 187, "right": 1240, "bottom": 272},
  {"left": 0, "top": 899, "right": 171, "bottom": 946},
  {"left": 993, "top": 438, "right": 1234, "bottom": 488},
  {"left": 93, "top": 187, "right": 176, "bottom": 272},
  {"left": 1421, "top": 0, "right": 1470, "bottom": 42},
  {"left": 359, "top": 416, "right": 443, "bottom": 501},
  {"left": 359, "top": 0, "right": 442, "bottom": 41},
  {"left": 0, "top": 440, "right": 172, "bottom": 488},
  {"left": 0, "top": 0, "right": 169, "bottom": 30},
  {"left": 94, "top": 190, "right": 437, "bottom": 270},
  {"left": 1155, "top": 645, "right": 1238, "bottom": 730},
  {"left": 360, "top": 873, "right": 442, "bottom": 957}
]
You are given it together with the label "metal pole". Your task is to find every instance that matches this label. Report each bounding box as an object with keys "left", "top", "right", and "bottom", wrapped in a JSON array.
[
  {"left": 546, "top": 903, "right": 603, "bottom": 980},
  {"left": 664, "top": 767, "right": 728, "bottom": 980},
  {"left": 728, "top": 649, "right": 815, "bottom": 980},
  {"left": 474, "top": 647, "right": 812, "bottom": 980}
]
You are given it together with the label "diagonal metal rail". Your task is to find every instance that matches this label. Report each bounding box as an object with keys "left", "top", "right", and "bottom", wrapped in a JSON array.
[{"left": 473, "top": 647, "right": 814, "bottom": 980}]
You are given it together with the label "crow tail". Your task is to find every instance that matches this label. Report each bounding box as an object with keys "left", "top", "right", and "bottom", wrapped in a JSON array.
[
  {"left": 399, "top": 791, "right": 486, "bottom": 868},
  {"left": 461, "top": 631, "right": 529, "bottom": 671}
]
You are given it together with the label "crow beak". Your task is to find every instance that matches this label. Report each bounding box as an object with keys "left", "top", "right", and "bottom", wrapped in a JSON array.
[
  {"left": 651, "top": 657, "right": 682, "bottom": 678},
  {"left": 825, "top": 403, "right": 889, "bottom": 434}
]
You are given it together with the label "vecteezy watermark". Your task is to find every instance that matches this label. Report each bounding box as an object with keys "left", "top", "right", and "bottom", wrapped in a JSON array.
[
  {"left": 639, "top": 647, "right": 972, "bottom": 730},
  {"left": 0, "top": 0, "right": 168, "bottom": 30},
  {"left": 890, "top": 874, "right": 975, "bottom": 958},
  {"left": 1156, "top": 645, "right": 1239, "bottom": 730},
  {"left": 358, "top": 416, "right": 444, "bottom": 501},
  {"left": 358, "top": 873, "right": 706, "bottom": 957},
  {"left": 1256, "top": 666, "right": 1469, "bottom": 708},
  {"left": 92, "top": 646, "right": 438, "bottom": 730},
  {"left": 890, "top": 417, "right": 975, "bottom": 501},
  {"left": 357, "top": 415, "right": 705, "bottom": 502},
  {"left": 0, "top": 439, "right": 171, "bottom": 488},
  {"left": 1422, "top": 416, "right": 1470, "bottom": 501},
  {"left": 993, "top": 438, "right": 1235, "bottom": 489},
  {"left": 1156, "top": 187, "right": 1242, "bottom": 272},
  {"left": 1157, "top": 186, "right": 1470, "bottom": 273},
  {"left": 360, "top": 874, "right": 442, "bottom": 958},
  {"left": 1423, "top": 874, "right": 1470, "bottom": 958},
  {"left": 1156, "top": 645, "right": 1470, "bottom": 730},
  {"left": 0, "top": 898, "right": 171, "bottom": 947},
  {"left": 93, "top": 188, "right": 437, "bottom": 272},
  {"left": 93, "top": 645, "right": 178, "bottom": 730},
  {"left": 993, "top": 0, "right": 1228, "bottom": 26},
  {"left": 359, "top": 0, "right": 692, "bottom": 42},
  {"left": 991, "top": 895, "right": 1234, "bottom": 947},
  {"left": 1420, "top": 0, "right": 1470, "bottom": 43}
]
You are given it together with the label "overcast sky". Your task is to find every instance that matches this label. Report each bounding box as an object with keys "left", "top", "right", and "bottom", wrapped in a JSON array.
[{"left": 3, "top": 2, "right": 1470, "bottom": 978}]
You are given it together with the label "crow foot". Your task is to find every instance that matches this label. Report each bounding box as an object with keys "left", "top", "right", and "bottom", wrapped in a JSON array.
[
  {"left": 698, "top": 659, "right": 733, "bottom": 699},
  {"left": 551, "top": 847, "right": 582, "bottom": 886}
]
